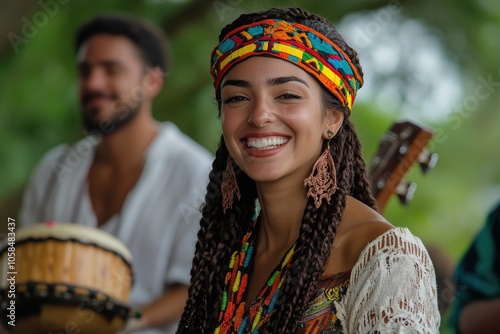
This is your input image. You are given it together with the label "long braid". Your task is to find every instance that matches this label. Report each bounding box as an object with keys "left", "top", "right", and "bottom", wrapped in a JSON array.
[
  {"left": 179, "top": 7, "right": 376, "bottom": 333},
  {"left": 275, "top": 118, "right": 376, "bottom": 332},
  {"left": 267, "top": 118, "right": 357, "bottom": 332},
  {"left": 177, "top": 137, "right": 257, "bottom": 333},
  {"left": 343, "top": 120, "right": 378, "bottom": 210}
]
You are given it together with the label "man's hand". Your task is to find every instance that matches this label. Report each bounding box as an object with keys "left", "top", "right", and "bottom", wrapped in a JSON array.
[
  {"left": 0, "top": 324, "right": 12, "bottom": 334},
  {"left": 459, "top": 298, "right": 500, "bottom": 334}
]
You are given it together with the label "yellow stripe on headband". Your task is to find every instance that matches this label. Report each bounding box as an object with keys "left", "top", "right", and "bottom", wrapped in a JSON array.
[{"left": 220, "top": 44, "right": 257, "bottom": 70}]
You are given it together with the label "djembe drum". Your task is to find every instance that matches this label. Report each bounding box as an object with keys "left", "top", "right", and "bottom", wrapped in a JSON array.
[{"left": 0, "top": 222, "right": 134, "bottom": 334}]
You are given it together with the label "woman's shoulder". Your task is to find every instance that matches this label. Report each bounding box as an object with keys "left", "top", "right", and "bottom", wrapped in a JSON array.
[
  {"left": 325, "top": 196, "right": 394, "bottom": 274},
  {"left": 326, "top": 196, "right": 429, "bottom": 275},
  {"left": 346, "top": 197, "right": 428, "bottom": 258},
  {"left": 340, "top": 197, "right": 432, "bottom": 278}
]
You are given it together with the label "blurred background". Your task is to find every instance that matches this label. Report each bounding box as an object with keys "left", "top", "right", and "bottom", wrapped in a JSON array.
[{"left": 1, "top": 0, "right": 499, "bottom": 332}]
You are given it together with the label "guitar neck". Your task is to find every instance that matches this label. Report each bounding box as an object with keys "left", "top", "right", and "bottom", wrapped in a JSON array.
[{"left": 369, "top": 121, "right": 436, "bottom": 212}]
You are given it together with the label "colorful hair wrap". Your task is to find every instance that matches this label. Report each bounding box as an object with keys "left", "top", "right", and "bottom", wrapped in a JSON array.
[{"left": 210, "top": 19, "right": 363, "bottom": 111}]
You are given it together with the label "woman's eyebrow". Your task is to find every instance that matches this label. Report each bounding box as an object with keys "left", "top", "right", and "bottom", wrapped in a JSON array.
[
  {"left": 221, "top": 79, "right": 250, "bottom": 88},
  {"left": 267, "top": 76, "right": 309, "bottom": 87},
  {"left": 221, "top": 76, "right": 309, "bottom": 89}
]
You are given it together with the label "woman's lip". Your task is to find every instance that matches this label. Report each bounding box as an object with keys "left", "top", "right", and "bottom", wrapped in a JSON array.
[{"left": 242, "top": 143, "right": 288, "bottom": 157}]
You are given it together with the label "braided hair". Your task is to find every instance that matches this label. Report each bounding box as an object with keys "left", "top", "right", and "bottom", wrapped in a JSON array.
[{"left": 177, "top": 7, "right": 377, "bottom": 333}]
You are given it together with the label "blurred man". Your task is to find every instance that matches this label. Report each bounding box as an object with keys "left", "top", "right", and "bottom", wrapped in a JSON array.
[{"left": 17, "top": 13, "right": 212, "bottom": 333}]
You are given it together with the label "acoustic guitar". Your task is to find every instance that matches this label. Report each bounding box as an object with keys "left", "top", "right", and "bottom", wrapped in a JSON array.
[{"left": 369, "top": 121, "right": 438, "bottom": 212}]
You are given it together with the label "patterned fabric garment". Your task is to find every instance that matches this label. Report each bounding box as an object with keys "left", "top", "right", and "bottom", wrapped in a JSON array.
[
  {"left": 215, "top": 218, "right": 351, "bottom": 333},
  {"left": 297, "top": 271, "right": 350, "bottom": 334},
  {"left": 215, "top": 220, "right": 297, "bottom": 334}
]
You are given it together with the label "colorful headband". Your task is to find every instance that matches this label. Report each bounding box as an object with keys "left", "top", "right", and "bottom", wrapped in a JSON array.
[{"left": 210, "top": 19, "right": 363, "bottom": 111}]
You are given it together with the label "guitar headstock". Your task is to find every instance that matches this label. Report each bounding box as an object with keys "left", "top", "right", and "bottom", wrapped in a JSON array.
[{"left": 369, "top": 121, "right": 438, "bottom": 212}]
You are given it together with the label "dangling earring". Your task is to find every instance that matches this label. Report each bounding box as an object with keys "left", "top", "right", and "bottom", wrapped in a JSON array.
[
  {"left": 304, "top": 130, "right": 337, "bottom": 209},
  {"left": 221, "top": 156, "right": 241, "bottom": 213}
]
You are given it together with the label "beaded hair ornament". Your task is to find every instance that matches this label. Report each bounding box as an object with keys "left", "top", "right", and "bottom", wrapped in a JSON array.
[{"left": 210, "top": 19, "right": 363, "bottom": 111}]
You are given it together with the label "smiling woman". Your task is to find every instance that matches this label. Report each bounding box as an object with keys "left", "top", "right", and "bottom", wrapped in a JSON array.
[
  {"left": 177, "top": 7, "right": 440, "bottom": 334},
  {"left": 220, "top": 57, "right": 332, "bottom": 183}
]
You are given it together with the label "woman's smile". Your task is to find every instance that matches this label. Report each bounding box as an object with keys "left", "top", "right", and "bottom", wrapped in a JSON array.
[{"left": 245, "top": 136, "right": 289, "bottom": 150}]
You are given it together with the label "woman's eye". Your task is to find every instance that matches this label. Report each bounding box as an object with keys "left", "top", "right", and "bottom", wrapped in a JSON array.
[
  {"left": 223, "top": 96, "right": 247, "bottom": 104},
  {"left": 278, "top": 93, "right": 301, "bottom": 100}
]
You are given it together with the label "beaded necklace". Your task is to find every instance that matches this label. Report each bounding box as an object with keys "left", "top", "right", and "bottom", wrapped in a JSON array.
[{"left": 215, "top": 219, "right": 296, "bottom": 334}]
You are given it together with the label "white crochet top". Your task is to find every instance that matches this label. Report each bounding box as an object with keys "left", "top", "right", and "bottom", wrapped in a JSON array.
[{"left": 334, "top": 227, "right": 440, "bottom": 333}]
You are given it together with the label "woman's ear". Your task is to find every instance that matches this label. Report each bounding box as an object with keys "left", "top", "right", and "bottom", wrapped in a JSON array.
[{"left": 323, "top": 109, "right": 344, "bottom": 138}]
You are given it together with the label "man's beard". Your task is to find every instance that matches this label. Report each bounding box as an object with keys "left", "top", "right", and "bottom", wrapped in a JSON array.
[{"left": 81, "top": 100, "right": 142, "bottom": 136}]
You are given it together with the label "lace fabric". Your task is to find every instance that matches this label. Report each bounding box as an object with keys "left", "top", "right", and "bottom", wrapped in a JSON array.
[{"left": 334, "top": 227, "right": 440, "bottom": 333}]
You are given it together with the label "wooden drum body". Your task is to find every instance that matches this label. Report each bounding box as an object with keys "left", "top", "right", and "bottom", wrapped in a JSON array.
[{"left": 0, "top": 222, "right": 133, "bottom": 334}]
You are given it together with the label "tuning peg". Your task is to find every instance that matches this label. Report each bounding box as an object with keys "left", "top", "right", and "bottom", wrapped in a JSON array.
[
  {"left": 418, "top": 149, "right": 438, "bottom": 174},
  {"left": 395, "top": 180, "right": 417, "bottom": 206}
]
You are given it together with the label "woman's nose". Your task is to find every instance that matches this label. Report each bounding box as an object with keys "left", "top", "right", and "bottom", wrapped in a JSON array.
[{"left": 247, "top": 99, "right": 273, "bottom": 127}]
